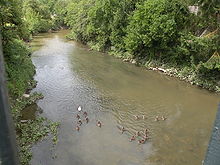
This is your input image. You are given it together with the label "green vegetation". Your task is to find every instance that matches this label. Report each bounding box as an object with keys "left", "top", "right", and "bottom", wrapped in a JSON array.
[
  {"left": 1, "top": 0, "right": 67, "bottom": 97},
  {"left": 22, "top": 0, "right": 67, "bottom": 35},
  {"left": 0, "top": 0, "right": 219, "bottom": 163},
  {"left": 65, "top": 0, "right": 220, "bottom": 92},
  {"left": 11, "top": 93, "right": 59, "bottom": 165},
  {"left": 125, "top": 0, "right": 189, "bottom": 59},
  {"left": 4, "top": 39, "right": 35, "bottom": 96},
  {"left": 1, "top": 0, "right": 64, "bottom": 164}
]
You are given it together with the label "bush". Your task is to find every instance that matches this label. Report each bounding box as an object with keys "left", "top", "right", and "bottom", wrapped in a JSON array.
[
  {"left": 168, "top": 33, "right": 216, "bottom": 65},
  {"left": 196, "top": 51, "right": 220, "bottom": 80},
  {"left": 65, "top": 0, "right": 144, "bottom": 51},
  {"left": 124, "top": 0, "right": 189, "bottom": 59},
  {"left": 3, "top": 39, "right": 35, "bottom": 97},
  {"left": 65, "top": 0, "right": 96, "bottom": 43}
]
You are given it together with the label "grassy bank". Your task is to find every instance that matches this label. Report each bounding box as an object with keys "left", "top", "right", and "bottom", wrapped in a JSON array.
[{"left": 108, "top": 51, "right": 220, "bottom": 92}]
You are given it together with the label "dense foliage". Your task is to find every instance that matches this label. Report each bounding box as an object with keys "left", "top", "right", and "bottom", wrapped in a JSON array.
[
  {"left": 125, "top": 0, "right": 189, "bottom": 59},
  {"left": 0, "top": 0, "right": 34, "bottom": 96},
  {"left": 65, "top": 0, "right": 220, "bottom": 91},
  {"left": 65, "top": 0, "right": 145, "bottom": 50},
  {"left": 22, "top": 0, "right": 67, "bottom": 35}
]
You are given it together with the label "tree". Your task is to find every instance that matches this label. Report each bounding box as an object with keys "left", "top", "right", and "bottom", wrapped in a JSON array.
[{"left": 124, "top": 0, "right": 189, "bottom": 59}]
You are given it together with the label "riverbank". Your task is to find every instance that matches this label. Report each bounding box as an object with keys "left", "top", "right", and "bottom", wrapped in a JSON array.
[
  {"left": 65, "top": 36, "right": 220, "bottom": 93},
  {"left": 5, "top": 40, "right": 60, "bottom": 165},
  {"left": 1, "top": 1, "right": 66, "bottom": 164},
  {"left": 118, "top": 56, "right": 220, "bottom": 93},
  {"left": 64, "top": 0, "right": 220, "bottom": 94},
  {"left": 11, "top": 91, "right": 59, "bottom": 164},
  {"left": 66, "top": 29, "right": 218, "bottom": 93},
  {"left": 10, "top": 79, "right": 59, "bottom": 165}
]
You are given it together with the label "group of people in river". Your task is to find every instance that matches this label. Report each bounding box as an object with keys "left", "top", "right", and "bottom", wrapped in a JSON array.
[{"left": 74, "top": 105, "right": 167, "bottom": 145}]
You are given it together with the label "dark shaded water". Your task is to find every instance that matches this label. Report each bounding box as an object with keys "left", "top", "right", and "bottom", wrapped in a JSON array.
[
  {"left": 30, "top": 30, "right": 219, "bottom": 165},
  {"left": 21, "top": 103, "right": 38, "bottom": 120}
]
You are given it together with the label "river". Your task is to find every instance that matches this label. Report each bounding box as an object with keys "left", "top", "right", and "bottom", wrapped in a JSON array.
[{"left": 30, "top": 30, "right": 219, "bottom": 165}]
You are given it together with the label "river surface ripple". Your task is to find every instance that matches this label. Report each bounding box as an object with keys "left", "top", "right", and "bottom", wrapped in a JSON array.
[{"left": 30, "top": 30, "right": 220, "bottom": 165}]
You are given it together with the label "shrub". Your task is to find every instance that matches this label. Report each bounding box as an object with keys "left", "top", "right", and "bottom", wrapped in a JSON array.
[
  {"left": 3, "top": 39, "right": 35, "bottom": 97},
  {"left": 196, "top": 51, "right": 220, "bottom": 80},
  {"left": 169, "top": 33, "right": 216, "bottom": 65},
  {"left": 124, "top": 0, "right": 189, "bottom": 59}
]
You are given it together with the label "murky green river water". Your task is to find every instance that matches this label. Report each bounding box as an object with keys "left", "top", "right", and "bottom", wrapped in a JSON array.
[{"left": 30, "top": 30, "right": 219, "bottom": 165}]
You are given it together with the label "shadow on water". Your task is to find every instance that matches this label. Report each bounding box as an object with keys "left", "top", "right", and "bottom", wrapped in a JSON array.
[
  {"left": 30, "top": 30, "right": 219, "bottom": 165},
  {"left": 21, "top": 103, "right": 43, "bottom": 120}
]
